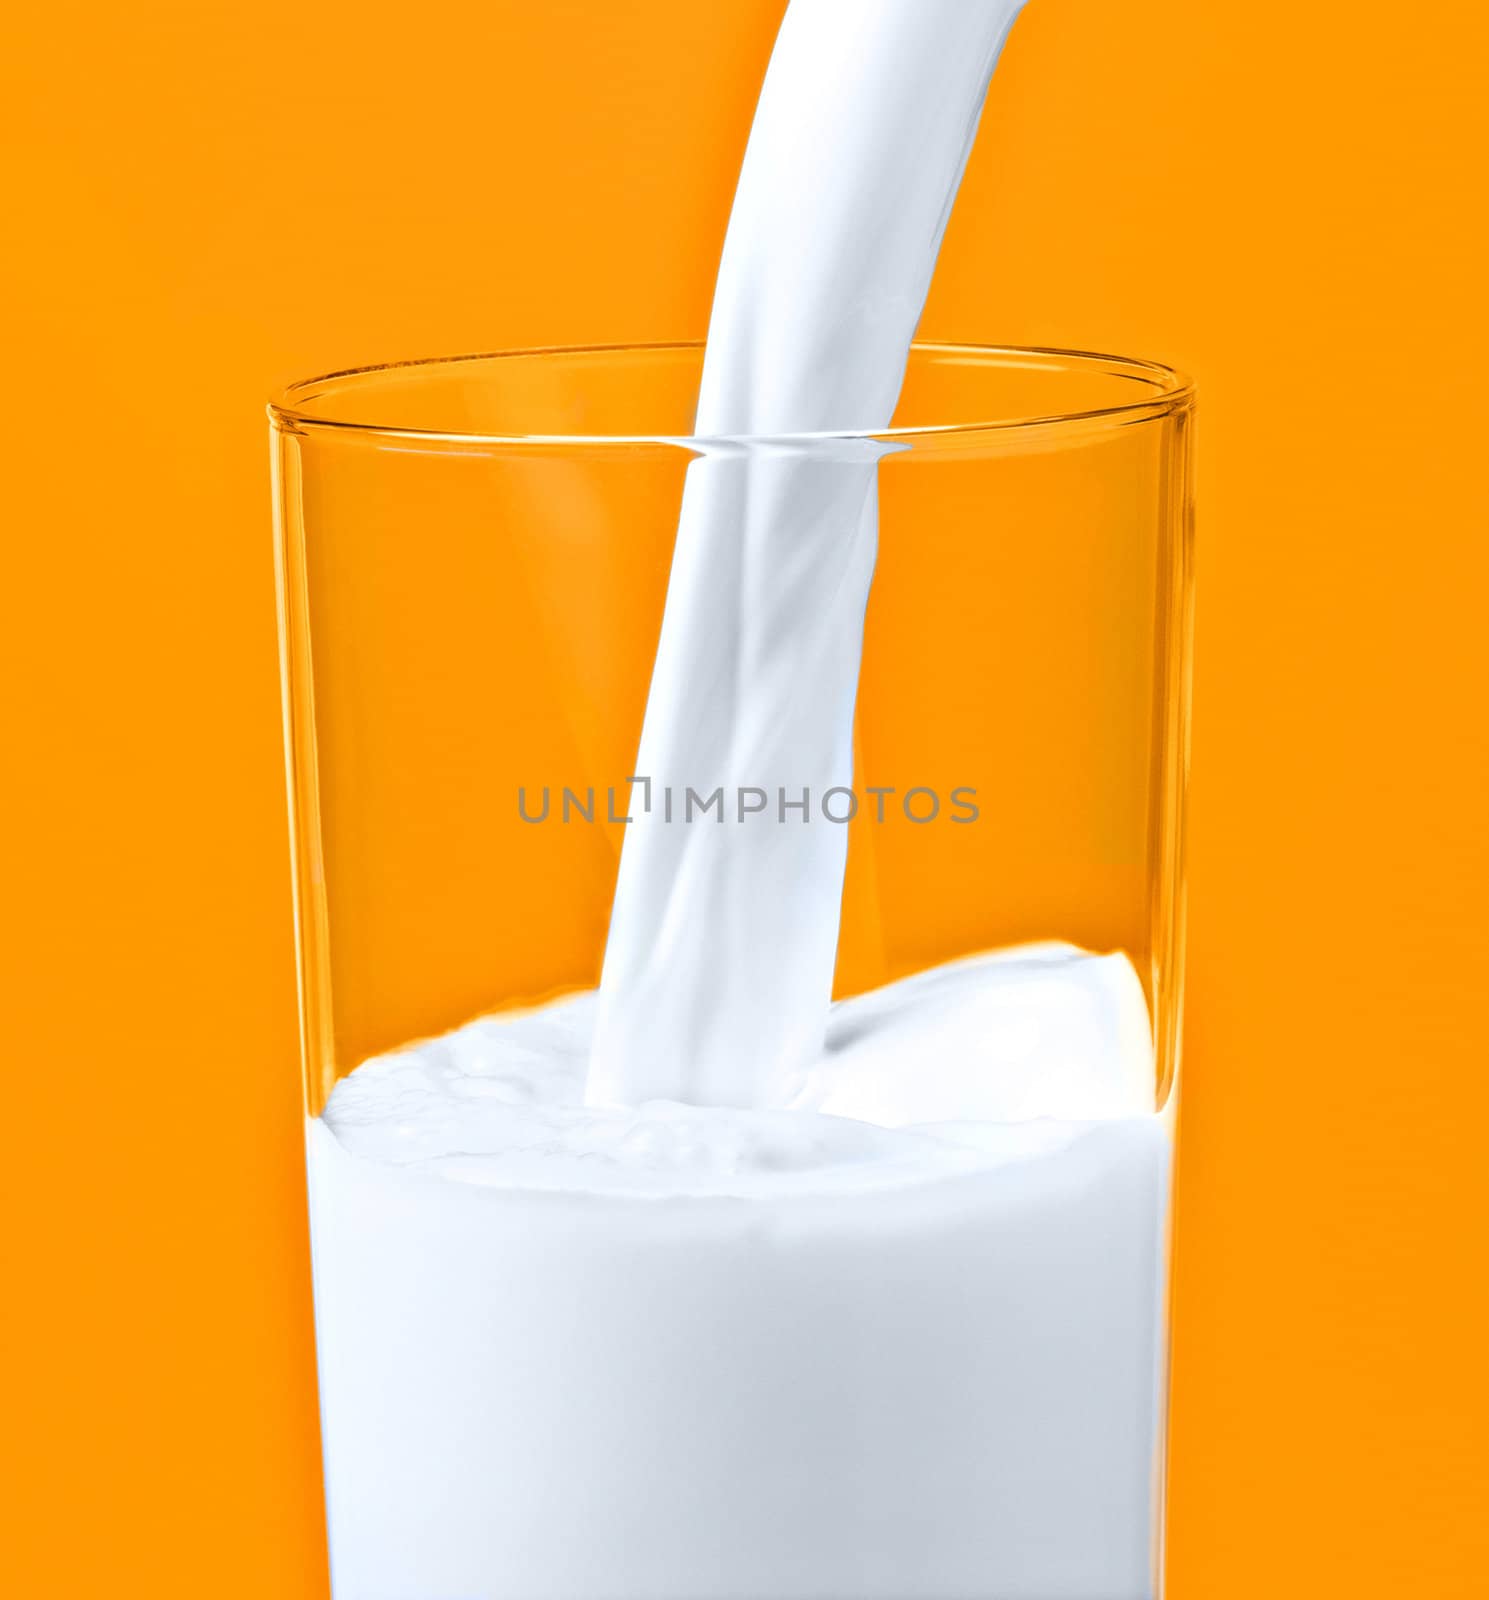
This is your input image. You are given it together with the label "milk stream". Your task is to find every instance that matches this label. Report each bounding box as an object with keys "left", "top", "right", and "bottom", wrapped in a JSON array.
[
  {"left": 587, "top": 0, "right": 1028, "bottom": 1107},
  {"left": 304, "top": 4, "right": 1179, "bottom": 1596}
]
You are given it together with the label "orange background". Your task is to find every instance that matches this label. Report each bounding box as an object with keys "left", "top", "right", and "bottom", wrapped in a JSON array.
[{"left": 3, "top": 2, "right": 1486, "bottom": 1597}]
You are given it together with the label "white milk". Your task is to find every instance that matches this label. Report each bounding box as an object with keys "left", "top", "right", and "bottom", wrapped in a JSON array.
[
  {"left": 304, "top": 4, "right": 1180, "bottom": 1596},
  {"left": 309, "top": 947, "right": 1172, "bottom": 1600},
  {"left": 588, "top": 0, "right": 1029, "bottom": 1107}
]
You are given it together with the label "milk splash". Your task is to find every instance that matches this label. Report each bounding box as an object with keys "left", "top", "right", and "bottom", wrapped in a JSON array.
[{"left": 587, "top": 0, "right": 1029, "bottom": 1108}]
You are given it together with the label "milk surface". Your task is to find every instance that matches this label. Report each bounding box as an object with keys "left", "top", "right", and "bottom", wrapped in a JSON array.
[
  {"left": 588, "top": 0, "right": 1028, "bottom": 1108},
  {"left": 309, "top": 948, "right": 1171, "bottom": 1600}
]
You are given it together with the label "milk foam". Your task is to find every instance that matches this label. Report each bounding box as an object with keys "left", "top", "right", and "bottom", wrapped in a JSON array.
[
  {"left": 323, "top": 943, "right": 1153, "bottom": 1194},
  {"left": 588, "top": 0, "right": 1029, "bottom": 1108}
]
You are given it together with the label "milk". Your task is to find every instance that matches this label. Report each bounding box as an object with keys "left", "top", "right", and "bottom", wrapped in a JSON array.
[
  {"left": 309, "top": 948, "right": 1171, "bottom": 1600},
  {"left": 588, "top": 0, "right": 1028, "bottom": 1107},
  {"left": 302, "top": 2, "right": 1180, "bottom": 1595}
]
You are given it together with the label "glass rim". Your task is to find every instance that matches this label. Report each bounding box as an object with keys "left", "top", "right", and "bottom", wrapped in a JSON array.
[{"left": 268, "top": 339, "right": 1194, "bottom": 449}]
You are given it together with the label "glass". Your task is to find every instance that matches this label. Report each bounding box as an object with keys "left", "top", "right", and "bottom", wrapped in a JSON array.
[{"left": 271, "top": 342, "right": 1195, "bottom": 1600}]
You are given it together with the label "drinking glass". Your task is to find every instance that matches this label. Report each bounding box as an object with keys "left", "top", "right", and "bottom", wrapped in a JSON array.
[{"left": 271, "top": 342, "right": 1195, "bottom": 1600}]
